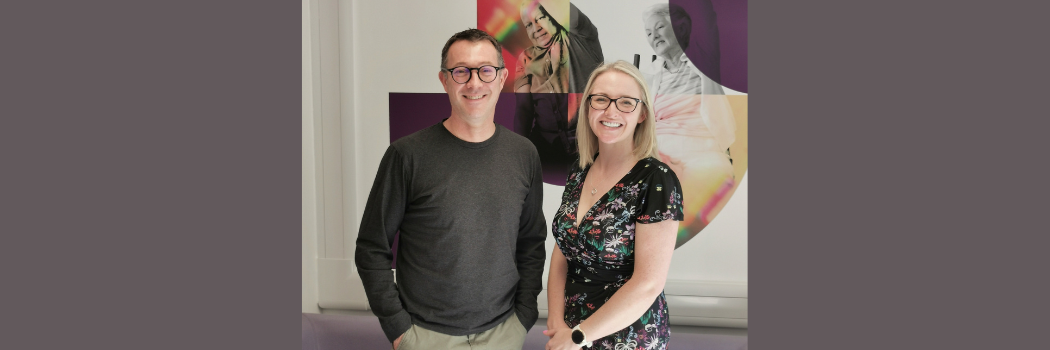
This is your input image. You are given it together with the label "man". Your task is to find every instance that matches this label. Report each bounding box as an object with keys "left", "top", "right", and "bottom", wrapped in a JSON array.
[{"left": 354, "top": 29, "right": 547, "bottom": 350}]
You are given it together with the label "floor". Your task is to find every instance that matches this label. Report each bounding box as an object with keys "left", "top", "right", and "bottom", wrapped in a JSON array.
[{"left": 307, "top": 310, "right": 748, "bottom": 349}]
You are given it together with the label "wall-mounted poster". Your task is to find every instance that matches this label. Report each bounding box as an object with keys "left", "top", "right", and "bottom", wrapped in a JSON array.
[
  {"left": 390, "top": 0, "right": 747, "bottom": 248},
  {"left": 478, "top": 0, "right": 748, "bottom": 247}
]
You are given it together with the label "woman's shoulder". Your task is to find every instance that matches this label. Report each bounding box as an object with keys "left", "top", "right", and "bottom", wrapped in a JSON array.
[
  {"left": 634, "top": 157, "right": 680, "bottom": 183},
  {"left": 564, "top": 155, "right": 588, "bottom": 186},
  {"left": 637, "top": 157, "right": 672, "bottom": 173},
  {"left": 568, "top": 155, "right": 585, "bottom": 173}
]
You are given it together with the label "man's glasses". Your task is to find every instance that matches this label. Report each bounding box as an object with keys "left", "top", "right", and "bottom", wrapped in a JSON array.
[
  {"left": 588, "top": 94, "right": 642, "bottom": 113},
  {"left": 443, "top": 66, "right": 504, "bottom": 84}
]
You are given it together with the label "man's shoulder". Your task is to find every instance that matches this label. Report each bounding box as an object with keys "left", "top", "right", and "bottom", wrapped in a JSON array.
[
  {"left": 495, "top": 125, "right": 539, "bottom": 155},
  {"left": 390, "top": 123, "right": 444, "bottom": 153}
]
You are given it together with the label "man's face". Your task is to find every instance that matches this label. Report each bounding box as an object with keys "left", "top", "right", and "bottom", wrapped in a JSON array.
[
  {"left": 439, "top": 40, "right": 507, "bottom": 123},
  {"left": 645, "top": 15, "right": 683, "bottom": 59}
]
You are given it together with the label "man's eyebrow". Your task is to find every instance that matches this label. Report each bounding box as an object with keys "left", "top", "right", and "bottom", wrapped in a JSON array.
[{"left": 447, "top": 61, "right": 499, "bottom": 67}]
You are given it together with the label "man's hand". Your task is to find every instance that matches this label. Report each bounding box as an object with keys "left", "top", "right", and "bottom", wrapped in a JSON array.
[{"left": 391, "top": 333, "right": 404, "bottom": 350}]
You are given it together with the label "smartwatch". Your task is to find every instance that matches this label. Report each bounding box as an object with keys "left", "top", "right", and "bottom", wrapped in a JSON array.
[{"left": 571, "top": 324, "right": 592, "bottom": 348}]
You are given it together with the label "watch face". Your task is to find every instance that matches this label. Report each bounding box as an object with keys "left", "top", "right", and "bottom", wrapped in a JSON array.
[{"left": 572, "top": 329, "right": 584, "bottom": 344}]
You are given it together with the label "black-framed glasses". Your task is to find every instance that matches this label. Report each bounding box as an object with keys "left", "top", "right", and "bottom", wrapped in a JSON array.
[
  {"left": 443, "top": 65, "right": 504, "bottom": 84},
  {"left": 588, "top": 94, "right": 642, "bottom": 113}
]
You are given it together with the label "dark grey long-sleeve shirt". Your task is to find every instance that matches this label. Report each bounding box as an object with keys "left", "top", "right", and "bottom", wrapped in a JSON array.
[{"left": 354, "top": 122, "right": 547, "bottom": 342}]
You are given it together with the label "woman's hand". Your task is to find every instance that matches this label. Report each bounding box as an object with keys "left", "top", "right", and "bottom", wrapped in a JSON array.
[
  {"left": 544, "top": 320, "right": 571, "bottom": 338},
  {"left": 542, "top": 327, "right": 581, "bottom": 350}
]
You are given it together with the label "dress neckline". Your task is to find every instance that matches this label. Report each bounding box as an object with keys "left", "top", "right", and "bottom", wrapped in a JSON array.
[{"left": 572, "top": 157, "right": 647, "bottom": 229}]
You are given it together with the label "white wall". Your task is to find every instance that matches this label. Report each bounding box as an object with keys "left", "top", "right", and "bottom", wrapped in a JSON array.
[
  {"left": 304, "top": 0, "right": 747, "bottom": 321},
  {"left": 302, "top": 0, "right": 320, "bottom": 314}
]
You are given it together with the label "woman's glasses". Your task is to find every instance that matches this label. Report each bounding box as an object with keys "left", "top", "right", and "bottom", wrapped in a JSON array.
[{"left": 588, "top": 94, "right": 642, "bottom": 113}]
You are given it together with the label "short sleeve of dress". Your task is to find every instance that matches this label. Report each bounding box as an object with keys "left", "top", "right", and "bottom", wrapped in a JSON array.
[{"left": 635, "top": 162, "right": 685, "bottom": 224}]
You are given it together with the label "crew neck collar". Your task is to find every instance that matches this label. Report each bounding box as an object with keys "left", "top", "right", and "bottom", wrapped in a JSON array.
[{"left": 438, "top": 118, "right": 500, "bottom": 149}]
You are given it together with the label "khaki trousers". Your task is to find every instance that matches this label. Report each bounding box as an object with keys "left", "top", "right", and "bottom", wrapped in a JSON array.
[{"left": 396, "top": 313, "right": 528, "bottom": 350}]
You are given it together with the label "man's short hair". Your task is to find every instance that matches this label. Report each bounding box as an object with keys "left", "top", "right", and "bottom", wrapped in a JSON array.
[{"left": 440, "top": 28, "right": 505, "bottom": 72}]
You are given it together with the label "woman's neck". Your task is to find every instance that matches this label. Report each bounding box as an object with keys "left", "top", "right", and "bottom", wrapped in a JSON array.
[
  {"left": 593, "top": 142, "right": 638, "bottom": 174},
  {"left": 662, "top": 51, "right": 686, "bottom": 71}
]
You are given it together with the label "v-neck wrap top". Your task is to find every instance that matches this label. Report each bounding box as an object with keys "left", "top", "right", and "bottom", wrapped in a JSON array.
[{"left": 552, "top": 156, "right": 684, "bottom": 349}]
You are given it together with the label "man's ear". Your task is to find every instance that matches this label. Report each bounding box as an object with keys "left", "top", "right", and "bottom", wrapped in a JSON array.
[
  {"left": 498, "top": 66, "right": 509, "bottom": 86},
  {"left": 438, "top": 71, "right": 447, "bottom": 91}
]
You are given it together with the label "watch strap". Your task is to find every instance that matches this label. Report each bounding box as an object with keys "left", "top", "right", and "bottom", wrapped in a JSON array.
[{"left": 571, "top": 324, "right": 593, "bottom": 347}]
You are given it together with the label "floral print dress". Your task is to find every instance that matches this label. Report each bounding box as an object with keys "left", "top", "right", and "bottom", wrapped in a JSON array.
[{"left": 552, "top": 157, "right": 684, "bottom": 350}]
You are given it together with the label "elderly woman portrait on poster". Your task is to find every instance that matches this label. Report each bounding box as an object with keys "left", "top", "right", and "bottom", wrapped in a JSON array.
[
  {"left": 542, "top": 61, "right": 683, "bottom": 350},
  {"left": 513, "top": 0, "right": 604, "bottom": 184},
  {"left": 643, "top": 2, "right": 737, "bottom": 239},
  {"left": 515, "top": 0, "right": 603, "bottom": 93}
]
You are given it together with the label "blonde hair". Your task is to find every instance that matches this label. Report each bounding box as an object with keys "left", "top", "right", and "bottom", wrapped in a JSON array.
[{"left": 576, "top": 60, "right": 659, "bottom": 169}]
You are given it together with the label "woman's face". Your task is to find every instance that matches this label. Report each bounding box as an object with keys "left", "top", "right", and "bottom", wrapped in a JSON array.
[
  {"left": 645, "top": 14, "right": 683, "bottom": 59},
  {"left": 587, "top": 71, "right": 646, "bottom": 149},
  {"left": 523, "top": 6, "right": 557, "bottom": 47}
]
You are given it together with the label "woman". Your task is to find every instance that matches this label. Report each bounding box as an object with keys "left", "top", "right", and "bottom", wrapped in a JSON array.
[
  {"left": 543, "top": 60, "right": 683, "bottom": 350},
  {"left": 515, "top": 1, "right": 603, "bottom": 93},
  {"left": 513, "top": 1, "right": 604, "bottom": 184},
  {"left": 643, "top": 2, "right": 722, "bottom": 96},
  {"left": 643, "top": 3, "right": 737, "bottom": 239}
]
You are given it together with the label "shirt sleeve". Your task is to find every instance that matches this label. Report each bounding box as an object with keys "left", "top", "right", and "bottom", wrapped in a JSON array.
[
  {"left": 569, "top": 3, "right": 602, "bottom": 54},
  {"left": 353, "top": 145, "right": 412, "bottom": 342},
  {"left": 635, "top": 162, "right": 686, "bottom": 224},
  {"left": 512, "top": 149, "right": 548, "bottom": 332}
]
